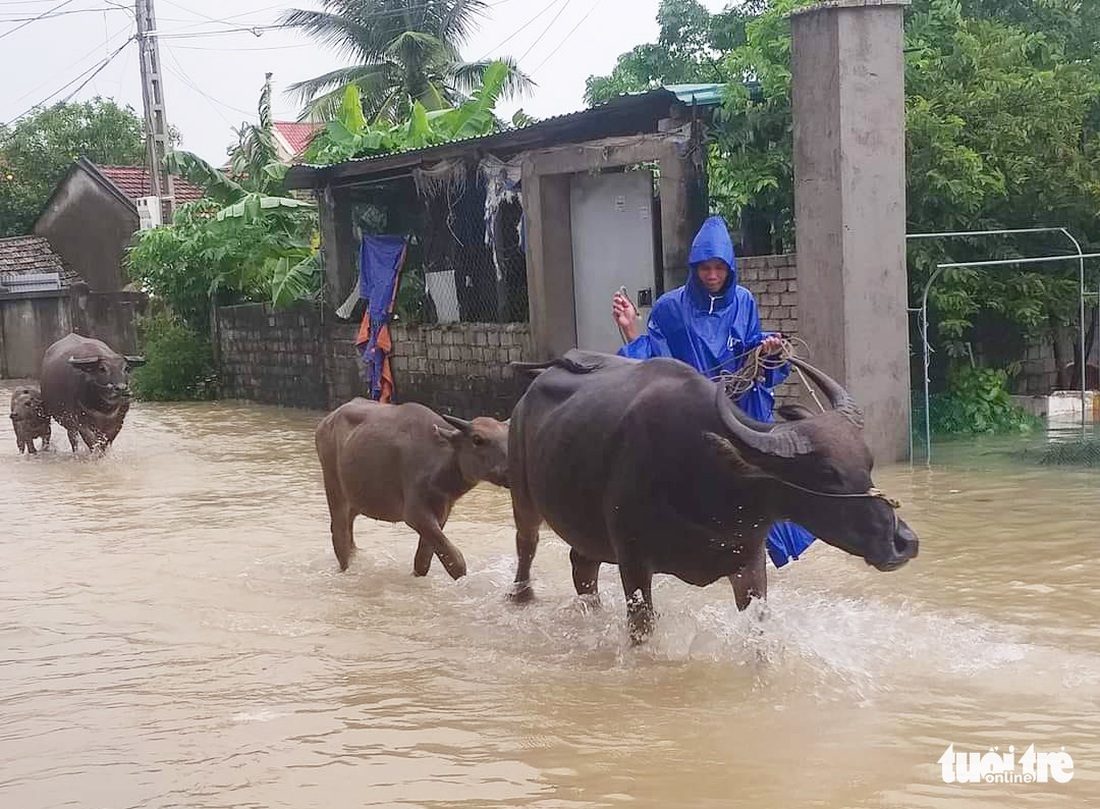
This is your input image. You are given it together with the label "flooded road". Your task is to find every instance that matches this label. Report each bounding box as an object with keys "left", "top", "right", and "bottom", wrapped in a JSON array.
[{"left": 1, "top": 380, "right": 1098, "bottom": 808}]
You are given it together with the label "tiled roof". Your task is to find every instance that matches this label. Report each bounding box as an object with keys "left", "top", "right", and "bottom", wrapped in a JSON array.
[
  {"left": 273, "top": 121, "right": 321, "bottom": 157},
  {"left": 96, "top": 165, "right": 206, "bottom": 203},
  {"left": 0, "top": 235, "right": 81, "bottom": 287}
]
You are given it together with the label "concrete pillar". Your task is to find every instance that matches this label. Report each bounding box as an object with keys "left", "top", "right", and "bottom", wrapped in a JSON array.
[
  {"left": 317, "top": 186, "right": 356, "bottom": 313},
  {"left": 791, "top": 0, "right": 911, "bottom": 462}
]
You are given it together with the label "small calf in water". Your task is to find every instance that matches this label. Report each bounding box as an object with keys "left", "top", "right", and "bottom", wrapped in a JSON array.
[
  {"left": 10, "top": 386, "right": 51, "bottom": 454},
  {"left": 314, "top": 398, "right": 510, "bottom": 577}
]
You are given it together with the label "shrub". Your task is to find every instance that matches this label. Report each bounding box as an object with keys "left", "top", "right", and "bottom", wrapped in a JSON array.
[{"left": 130, "top": 310, "right": 218, "bottom": 401}]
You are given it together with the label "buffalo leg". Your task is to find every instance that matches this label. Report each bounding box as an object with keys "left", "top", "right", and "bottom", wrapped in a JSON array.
[
  {"left": 406, "top": 503, "right": 466, "bottom": 580},
  {"left": 319, "top": 466, "right": 355, "bottom": 570},
  {"left": 509, "top": 492, "right": 541, "bottom": 603},
  {"left": 66, "top": 428, "right": 79, "bottom": 453},
  {"left": 618, "top": 557, "right": 655, "bottom": 645},
  {"left": 16, "top": 435, "right": 26, "bottom": 454},
  {"left": 569, "top": 548, "right": 601, "bottom": 601},
  {"left": 729, "top": 542, "right": 767, "bottom": 611},
  {"left": 412, "top": 536, "right": 434, "bottom": 577},
  {"left": 41, "top": 426, "right": 50, "bottom": 450},
  {"left": 76, "top": 423, "right": 106, "bottom": 454},
  {"left": 412, "top": 503, "right": 452, "bottom": 577}
]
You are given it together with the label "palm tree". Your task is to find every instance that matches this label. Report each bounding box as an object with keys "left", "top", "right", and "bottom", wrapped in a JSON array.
[{"left": 280, "top": 0, "right": 533, "bottom": 121}]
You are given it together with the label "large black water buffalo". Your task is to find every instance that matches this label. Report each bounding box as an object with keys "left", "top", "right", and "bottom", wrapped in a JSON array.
[
  {"left": 39, "top": 333, "right": 145, "bottom": 453},
  {"left": 508, "top": 350, "right": 919, "bottom": 643}
]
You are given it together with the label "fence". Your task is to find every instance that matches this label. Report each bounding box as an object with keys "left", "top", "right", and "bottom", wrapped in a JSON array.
[
  {"left": 339, "top": 158, "right": 528, "bottom": 328},
  {"left": 0, "top": 286, "right": 146, "bottom": 379}
]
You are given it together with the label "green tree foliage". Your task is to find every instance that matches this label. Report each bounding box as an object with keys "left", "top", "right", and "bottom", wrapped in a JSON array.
[
  {"left": 583, "top": 0, "right": 747, "bottom": 104},
  {"left": 589, "top": 0, "right": 1100, "bottom": 351},
  {"left": 280, "top": 0, "right": 531, "bottom": 121},
  {"left": 0, "top": 98, "right": 145, "bottom": 237},
  {"left": 128, "top": 77, "right": 320, "bottom": 328},
  {"left": 129, "top": 308, "right": 218, "bottom": 402},
  {"left": 302, "top": 59, "right": 514, "bottom": 164},
  {"left": 905, "top": 0, "right": 1100, "bottom": 368}
]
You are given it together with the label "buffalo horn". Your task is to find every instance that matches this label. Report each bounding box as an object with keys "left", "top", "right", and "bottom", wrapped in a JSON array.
[
  {"left": 715, "top": 385, "right": 812, "bottom": 459},
  {"left": 441, "top": 414, "right": 472, "bottom": 433},
  {"left": 788, "top": 357, "right": 865, "bottom": 429}
]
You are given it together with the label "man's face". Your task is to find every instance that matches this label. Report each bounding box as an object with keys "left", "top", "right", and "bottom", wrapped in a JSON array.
[{"left": 696, "top": 258, "right": 730, "bottom": 294}]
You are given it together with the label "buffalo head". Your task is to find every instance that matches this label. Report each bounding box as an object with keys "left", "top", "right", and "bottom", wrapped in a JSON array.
[
  {"left": 435, "top": 414, "right": 510, "bottom": 489},
  {"left": 708, "top": 359, "right": 918, "bottom": 572},
  {"left": 68, "top": 352, "right": 145, "bottom": 410}
]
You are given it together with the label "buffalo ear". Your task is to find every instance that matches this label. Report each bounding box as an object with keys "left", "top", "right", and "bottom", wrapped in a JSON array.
[
  {"left": 777, "top": 404, "right": 816, "bottom": 422},
  {"left": 441, "top": 414, "right": 472, "bottom": 433},
  {"left": 124, "top": 355, "right": 146, "bottom": 369},
  {"left": 703, "top": 432, "right": 768, "bottom": 478},
  {"left": 68, "top": 355, "right": 100, "bottom": 371},
  {"left": 434, "top": 423, "right": 461, "bottom": 442}
]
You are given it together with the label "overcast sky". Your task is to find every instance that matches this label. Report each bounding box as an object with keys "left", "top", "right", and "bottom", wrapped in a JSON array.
[{"left": 0, "top": 0, "right": 729, "bottom": 165}]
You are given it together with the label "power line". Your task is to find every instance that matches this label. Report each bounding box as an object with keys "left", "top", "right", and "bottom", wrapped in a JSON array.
[
  {"left": 58, "top": 35, "right": 133, "bottom": 104},
  {"left": 161, "top": 43, "right": 253, "bottom": 118},
  {"left": 5, "top": 21, "right": 132, "bottom": 109},
  {"left": 518, "top": 0, "right": 574, "bottom": 64},
  {"left": 0, "top": 6, "right": 125, "bottom": 23},
  {"left": 3, "top": 33, "right": 135, "bottom": 125},
  {"left": 478, "top": 0, "right": 565, "bottom": 61},
  {"left": 531, "top": 0, "right": 604, "bottom": 72},
  {"left": 0, "top": 0, "right": 76, "bottom": 41},
  {"left": 171, "top": 41, "right": 313, "bottom": 52}
]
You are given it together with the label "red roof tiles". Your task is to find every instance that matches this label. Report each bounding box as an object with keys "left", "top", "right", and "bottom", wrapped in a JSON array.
[
  {"left": 273, "top": 121, "right": 321, "bottom": 158},
  {"left": 96, "top": 165, "right": 206, "bottom": 204}
]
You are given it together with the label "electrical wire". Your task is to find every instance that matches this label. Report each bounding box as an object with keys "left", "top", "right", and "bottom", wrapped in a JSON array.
[
  {"left": 2, "top": 34, "right": 135, "bottom": 126},
  {"left": 531, "top": 0, "right": 604, "bottom": 72},
  {"left": 0, "top": 0, "right": 76, "bottom": 41},
  {"left": 517, "top": 0, "right": 574, "bottom": 64},
  {"left": 477, "top": 0, "right": 565, "bottom": 60}
]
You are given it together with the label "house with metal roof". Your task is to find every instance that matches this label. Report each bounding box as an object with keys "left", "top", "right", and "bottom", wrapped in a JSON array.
[{"left": 285, "top": 85, "right": 722, "bottom": 362}]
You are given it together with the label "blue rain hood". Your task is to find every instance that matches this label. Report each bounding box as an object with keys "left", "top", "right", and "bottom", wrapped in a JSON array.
[{"left": 686, "top": 215, "right": 737, "bottom": 310}]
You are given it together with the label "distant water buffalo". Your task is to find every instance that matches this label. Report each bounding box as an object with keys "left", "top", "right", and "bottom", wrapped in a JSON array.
[
  {"left": 10, "top": 385, "right": 51, "bottom": 454},
  {"left": 39, "top": 333, "right": 145, "bottom": 453},
  {"left": 315, "top": 399, "right": 510, "bottom": 578},
  {"left": 508, "top": 350, "right": 919, "bottom": 643}
]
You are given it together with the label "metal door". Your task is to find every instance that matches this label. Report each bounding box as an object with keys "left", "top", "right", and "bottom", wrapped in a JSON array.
[{"left": 569, "top": 171, "right": 657, "bottom": 352}]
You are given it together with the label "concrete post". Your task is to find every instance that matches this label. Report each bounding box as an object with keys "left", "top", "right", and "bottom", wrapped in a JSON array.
[{"left": 791, "top": 0, "right": 911, "bottom": 462}]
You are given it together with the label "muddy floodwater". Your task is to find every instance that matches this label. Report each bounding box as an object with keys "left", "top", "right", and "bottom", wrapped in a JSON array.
[{"left": 1, "top": 381, "right": 1098, "bottom": 808}]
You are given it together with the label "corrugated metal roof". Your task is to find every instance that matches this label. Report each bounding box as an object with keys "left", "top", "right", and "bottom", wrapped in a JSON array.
[
  {"left": 285, "top": 86, "right": 716, "bottom": 188},
  {"left": 665, "top": 83, "right": 727, "bottom": 106}
]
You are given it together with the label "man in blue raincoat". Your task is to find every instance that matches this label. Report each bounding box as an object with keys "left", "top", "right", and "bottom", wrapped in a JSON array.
[{"left": 611, "top": 215, "right": 816, "bottom": 568}]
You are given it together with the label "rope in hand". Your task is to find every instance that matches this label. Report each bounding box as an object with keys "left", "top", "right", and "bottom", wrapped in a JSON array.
[
  {"left": 711, "top": 336, "right": 827, "bottom": 414},
  {"left": 614, "top": 289, "right": 826, "bottom": 414}
]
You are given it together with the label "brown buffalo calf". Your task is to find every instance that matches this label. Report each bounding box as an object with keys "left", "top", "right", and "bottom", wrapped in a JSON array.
[
  {"left": 10, "top": 386, "right": 51, "bottom": 454},
  {"left": 314, "top": 398, "right": 509, "bottom": 578}
]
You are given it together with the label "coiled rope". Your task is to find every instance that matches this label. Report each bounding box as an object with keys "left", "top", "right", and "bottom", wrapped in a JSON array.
[{"left": 711, "top": 336, "right": 827, "bottom": 414}]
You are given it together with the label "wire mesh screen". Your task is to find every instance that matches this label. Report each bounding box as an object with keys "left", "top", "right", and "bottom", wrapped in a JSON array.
[
  {"left": 344, "top": 162, "right": 528, "bottom": 325},
  {"left": 420, "top": 174, "right": 527, "bottom": 324}
]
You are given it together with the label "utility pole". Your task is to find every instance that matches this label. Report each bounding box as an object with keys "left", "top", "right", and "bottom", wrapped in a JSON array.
[{"left": 134, "top": 0, "right": 175, "bottom": 220}]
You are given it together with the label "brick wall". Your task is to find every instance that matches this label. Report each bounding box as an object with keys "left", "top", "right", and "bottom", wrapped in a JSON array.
[
  {"left": 215, "top": 302, "right": 327, "bottom": 410},
  {"left": 737, "top": 253, "right": 799, "bottom": 337},
  {"left": 216, "top": 303, "right": 534, "bottom": 417},
  {"left": 736, "top": 253, "right": 802, "bottom": 405}
]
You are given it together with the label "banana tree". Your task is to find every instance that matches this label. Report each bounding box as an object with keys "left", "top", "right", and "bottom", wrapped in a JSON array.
[{"left": 301, "top": 59, "right": 513, "bottom": 165}]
